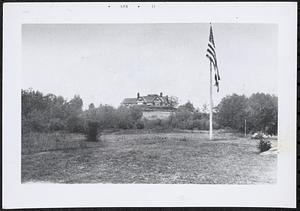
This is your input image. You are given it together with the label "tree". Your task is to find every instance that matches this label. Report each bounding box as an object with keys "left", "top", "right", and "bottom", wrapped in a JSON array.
[
  {"left": 129, "top": 106, "right": 143, "bottom": 122},
  {"left": 22, "top": 89, "right": 47, "bottom": 118},
  {"left": 88, "top": 103, "right": 95, "bottom": 110},
  {"left": 178, "top": 101, "right": 195, "bottom": 112},
  {"left": 247, "top": 93, "right": 277, "bottom": 135},
  {"left": 201, "top": 103, "right": 209, "bottom": 114},
  {"left": 66, "top": 95, "right": 84, "bottom": 132},
  {"left": 22, "top": 89, "right": 86, "bottom": 133},
  {"left": 168, "top": 96, "right": 179, "bottom": 108},
  {"left": 68, "top": 95, "right": 83, "bottom": 115},
  {"left": 115, "top": 106, "right": 134, "bottom": 129},
  {"left": 216, "top": 94, "right": 248, "bottom": 132},
  {"left": 216, "top": 93, "right": 278, "bottom": 135}
]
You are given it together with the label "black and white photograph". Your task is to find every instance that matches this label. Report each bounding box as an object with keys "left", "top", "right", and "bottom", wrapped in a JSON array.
[
  {"left": 3, "top": 2, "right": 297, "bottom": 209},
  {"left": 21, "top": 23, "right": 278, "bottom": 184}
]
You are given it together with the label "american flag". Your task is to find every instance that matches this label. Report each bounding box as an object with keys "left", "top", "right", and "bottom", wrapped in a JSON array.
[{"left": 206, "top": 25, "right": 221, "bottom": 92}]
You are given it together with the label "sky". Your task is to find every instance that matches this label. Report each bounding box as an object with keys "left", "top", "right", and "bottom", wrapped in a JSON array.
[{"left": 22, "top": 23, "right": 277, "bottom": 109}]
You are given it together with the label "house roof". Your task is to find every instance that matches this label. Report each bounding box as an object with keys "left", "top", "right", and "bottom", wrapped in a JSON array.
[
  {"left": 161, "top": 96, "right": 169, "bottom": 104},
  {"left": 142, "top": 95, "right": 158, "bottom": 103},
  {"left": 122, "top": 98, "right": 137, "bottom": 104},
  {"left": 122, "top": 94, "right": 170, "bottom": 105}
]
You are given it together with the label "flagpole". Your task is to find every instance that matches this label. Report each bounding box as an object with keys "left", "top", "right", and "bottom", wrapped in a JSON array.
[
  {"left": 209, "top": 61, "right": 213, "bottom": 140},
  {"left": 244, "top": 119, "right": 247, "bottom": 137}
]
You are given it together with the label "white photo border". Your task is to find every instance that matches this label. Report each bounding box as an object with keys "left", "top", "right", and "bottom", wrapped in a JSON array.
[{"left": 3, "top": 2, "right": 297, "bottom": 208}]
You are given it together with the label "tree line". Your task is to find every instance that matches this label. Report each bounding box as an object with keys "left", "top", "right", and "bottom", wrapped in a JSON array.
[
  {"left": 22, "top": 89, "right": 277, "bottom": 135},
  {"left": 216, "top": 93, "right": 277, "bottom": 135}
]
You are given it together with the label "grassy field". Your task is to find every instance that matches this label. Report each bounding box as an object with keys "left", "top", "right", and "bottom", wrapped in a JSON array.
[{"left": 22, "top": 130, "right": 277, "bottom": 184}]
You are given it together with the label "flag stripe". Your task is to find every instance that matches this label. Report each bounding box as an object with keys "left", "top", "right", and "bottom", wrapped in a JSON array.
[
  {"left": 206, "top": 54, "right": 216, "bottom": 67},
  {"left": 207, "top": 54, "right": 220, "bottom": 81},
  {"left": 207, "top": 47, "right": 217, "bottom": 63},
  {"left": 215, "top": 74, "right": 218, "bottom": 85},
  {"left": 206, "top": 48, "right": 217, "bottom": 67},
  {"left": 208, "top": 42, "right": 216, "bottom": 55},
  {"left": 206, "top": 25, "right": 220, "bottom": 92}
]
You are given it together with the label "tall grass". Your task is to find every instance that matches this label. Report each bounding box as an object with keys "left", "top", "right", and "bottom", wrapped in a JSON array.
[{"left": 22, "top": 132, "right": 86, "bottom": 154}]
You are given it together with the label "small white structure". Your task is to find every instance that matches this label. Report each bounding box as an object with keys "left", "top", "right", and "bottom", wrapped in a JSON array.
[{"left": 142, "top": 110, "right": 174, "bottom": 120}]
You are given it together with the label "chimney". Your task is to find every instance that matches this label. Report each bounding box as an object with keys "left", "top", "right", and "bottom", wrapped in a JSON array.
[
  {"left": 137, "top": 92, "right": 140, "bottom": 99},
  {"left": 160, "top": 92, "right": 163, "bottom": 97}
]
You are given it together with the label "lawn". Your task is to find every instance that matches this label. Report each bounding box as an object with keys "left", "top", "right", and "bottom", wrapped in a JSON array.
[{"left": 21, "top": 130, "right": 277, "bottom": 184}]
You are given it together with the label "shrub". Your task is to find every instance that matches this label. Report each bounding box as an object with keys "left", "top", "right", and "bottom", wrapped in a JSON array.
[
  {"left": 49, "top": 118, "right": 66, "bottom": 131},
  {"left": 129, "top": 106, "right": 143, "bottom": 121},
  {"left": 160, "top": 119, "right": 171, "bottom": 130},
  {"left": 167, "top": 109, "right": 213, "bottom": 131},
  {"left": 66, "top": 115, "right": 85, "bottom": 133},
  {"left": 257, "top": 139, "right": 272, "bottom": 152},
  {"left": 86, "top": 121, "right": 99, "bottom": 142},
  {"left": 180, "top": 137, "right": 187, "bottom": 142},
  {"left": 24, "top": 110, "right": 49, "bottom": 132},
  {"left": 191, "top": 119, "right": 209, "bottom": 130},
  {"left": 22, "top": 115, "right": 32, "bottom": 135},
  {"left": 115, "top": 106, "right": 134, "bottom": 129},
  {"left": 213, "top": 121, "right": 221, "bottom": 130},
  {"left": 186, "top": 119, "right": 194, "bottom": 130},
  {"left": 144, "top": 119, "right": 162, "bottom": 129},
  {"left": 21, "top": 89, "right": 84, "bottom": 133},
  {"left": 136, "top": 120, "right": 144, "bottom": 129},
  {"left": 191, "top": 119, "right": 201, "bottom": 130}
]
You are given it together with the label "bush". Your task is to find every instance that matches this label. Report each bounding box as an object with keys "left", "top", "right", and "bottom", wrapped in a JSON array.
[
  {"left": 180, "top": 137, "right": 187, "bottom": 142},
  {"left": 21, "top": 89, "right": 84, "bottom": 134},
  {"left": 257, "top": 139, "right": 272, "bottom": 152},
  {"left": 49, "top": 118, "right": 66, "bottom": 131},
  {"left": 86, "top": 121, "right": 99, "bottom": 142},
  {"left": 114, "top": 106, "right": 136, "bottom": 129},
  {"left": 213, "top": 121, "right": 221, "bottom": 130},
  {"left": 216, "top": 93, "right": 278, "bottom": 134},
  {"left": 190, "top": 119, "right": 209, "bottom": 130},
  {"left": 24, "top": 110, "right": 49, "bottom": 132},
  {"left": 167, "top": 109, "right": 213, "bottom": 131},
  {"left": 160, "top": 119, "right": 171, "bottom": 130},
  {"left": 136, "top": 120, "right": 144, "bottom": 129},
  {"left": 66, "top": 115, "right": 85, "bottom": 133},
  {"left": 129, "top": 106, "right": 143, "bottom": 121},
  {"left": 144, "top": 119, "right": 162, "bottom": 129}
]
